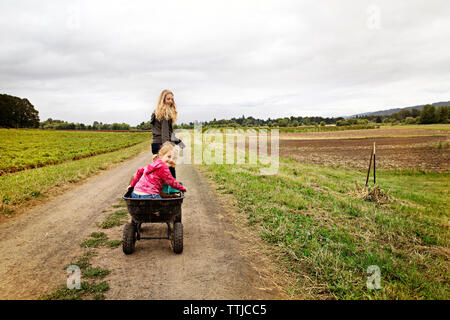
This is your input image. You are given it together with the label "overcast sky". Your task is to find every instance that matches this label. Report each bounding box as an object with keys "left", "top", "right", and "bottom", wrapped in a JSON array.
[{"left": 1, "top": 0, "right": 449, "bottom": 125}]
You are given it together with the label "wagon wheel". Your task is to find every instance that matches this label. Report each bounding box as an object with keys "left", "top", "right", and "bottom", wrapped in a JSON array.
[
  {"left": 122, "top": 223, "right": 136, "bottom": 254},
  {"left": 171, "top": 222, "right": 183, "bottom": 254},
  {"left": 174, "top": 209, "right": 182, "bottom": 223}
]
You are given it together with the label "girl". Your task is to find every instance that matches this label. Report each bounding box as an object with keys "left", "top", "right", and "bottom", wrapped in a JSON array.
[
  {"left": 151, "top": 89, "right": 182, "bottom": 178},
  {"left": 129, "top": 142, "right": 186, "bottom": 199}
]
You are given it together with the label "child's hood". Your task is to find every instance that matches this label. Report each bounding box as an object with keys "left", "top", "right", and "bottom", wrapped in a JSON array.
[{"left": 145, "top": 158, "right": 165, "bottom": 175}]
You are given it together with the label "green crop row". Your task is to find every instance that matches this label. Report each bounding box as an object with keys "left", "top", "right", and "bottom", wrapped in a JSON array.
[{"left": 0, "top": 129, "right": 151, "bottom": 175}]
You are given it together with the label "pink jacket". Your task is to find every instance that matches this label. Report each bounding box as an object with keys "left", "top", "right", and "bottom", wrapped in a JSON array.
[{"left": 130, "top": 159, "right": 186, "bottom": 195}]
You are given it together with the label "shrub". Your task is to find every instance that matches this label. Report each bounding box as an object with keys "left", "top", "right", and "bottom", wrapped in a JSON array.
[{"left": 404, "top": 117, "right": 416, "bottom": 124}]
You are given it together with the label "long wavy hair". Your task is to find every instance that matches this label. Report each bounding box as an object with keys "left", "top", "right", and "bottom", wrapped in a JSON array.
[
  {"left": 152, "top": 141, "right": 177, "bottom": 161},
  {"left": 154, "top": 90, "right": 178, "bottom": 124}
]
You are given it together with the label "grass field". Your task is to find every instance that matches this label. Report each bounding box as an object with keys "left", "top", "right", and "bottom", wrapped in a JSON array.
[
  {"left": 0, "top": 129, "right": 151, "bottom": 217},
  {"left": 384, "top": 124, "right": 450, "bottom": 131},
  {"left": 204, "top": 124, "right": 377, "bottom": 133},
  {"left": 0, "top": 129, "right": 150, "bottom": 175},
  {"left": 200, "top": 125, "right": 449, "bottom": 299},
  {"left": 279, "top": 125, "right": 449, "bottom": 140}
]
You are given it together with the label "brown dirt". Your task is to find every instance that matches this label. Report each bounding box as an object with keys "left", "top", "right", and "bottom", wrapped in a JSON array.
[
  {"left": 280, "top": 135, "right": 450, "bottom": 172},
  {"left": 0, "top": 151, "right": 284, "bottom": 299}
]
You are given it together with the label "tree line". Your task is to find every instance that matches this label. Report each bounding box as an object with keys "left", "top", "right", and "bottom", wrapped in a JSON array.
[
  {"left": 176, "top": 105, "right": 449, "bottom": 128},
  {"left": 1, "top": 93, "right": 448, "bottom": 130},
  {"left": 41, "top": 105, "right": 448, "bottom": 131},
  {"left": 358, "top": 105, "right": 449, "bottom": 125},
  {"left": 174, "top": 115, "right": 347, "bottom": 129},
  {"left": 0, "top": 94, "right": 40, "bottom": 128},
  {"left": 39, "top": 118, "right": 132, "bottom": 130}
]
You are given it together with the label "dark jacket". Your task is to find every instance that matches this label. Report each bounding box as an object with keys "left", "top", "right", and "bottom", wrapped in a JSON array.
[{"left": 151, "top": 113, "right": 180, "bottom": 144}]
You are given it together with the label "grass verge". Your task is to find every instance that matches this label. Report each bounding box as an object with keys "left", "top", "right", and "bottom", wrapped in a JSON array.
[{"left": 201, "top": 157, "right": 449, "bottom": 299}]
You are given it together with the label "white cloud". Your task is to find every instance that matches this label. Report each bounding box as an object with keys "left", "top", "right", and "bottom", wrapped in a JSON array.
[{"left": 1, "top": 0, "right": 449, "bottom": 124}]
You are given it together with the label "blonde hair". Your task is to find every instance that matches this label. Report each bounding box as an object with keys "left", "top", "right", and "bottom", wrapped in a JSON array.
[
  {"left": 152, "top": 141, "right": 177, "bottom": 162},
  {"left": 154, "top": 90, "right": 178, "bottom": 124}
]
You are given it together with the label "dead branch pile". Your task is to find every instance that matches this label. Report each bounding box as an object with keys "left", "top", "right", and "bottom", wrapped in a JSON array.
[{"left": 350, "top": 181, "right": 391, "bottom": 204}]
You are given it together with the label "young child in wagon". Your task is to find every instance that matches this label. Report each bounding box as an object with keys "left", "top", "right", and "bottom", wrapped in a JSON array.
[{"left": 128, "top": 142, "right": 186, "bottom": 199}]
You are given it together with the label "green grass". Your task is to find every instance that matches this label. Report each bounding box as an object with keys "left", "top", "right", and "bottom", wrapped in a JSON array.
[
  {"left": 201, "top": 157, "right": 449, "bottom": 299},
  {"left": 385, "top": 124, "right": 450, "bottom": 131},
  {"left": 93, "top": 293, "right": 106, "bottom": 300},
  {"left": 65, "top": 250, "right": 97, "bottom": 270},
  {"left": 83, "top": 267, "right": 110, "bottom": 279},
  {"left": 105, "top": 240, "right": 122, "bottom": 248},
  {"left": 80, "top": 232, "right": 122, "bottom": 249},
  {"left": 40, "top": 281, "right": 110, "bottom": 300},
  {"left": 0, "top": 129, "right": 151, "bottom": 174},
  {"left": 68, "top": 250, "right": 110, "bottom": 279},
  {"left": 80, "top": 232, "right": 108, "bottom": 248},
  {"left": 0, "top": 140, "right": 149, "bottom": 216},
  {"left": 280, "top": 134, "right": 449, "bottom": 140},
  {"left": 100, "top": 209, "right": 128, "bottom": 229},
  {"left": 203, "top": 124, "right": 378, "bottom": 133}
]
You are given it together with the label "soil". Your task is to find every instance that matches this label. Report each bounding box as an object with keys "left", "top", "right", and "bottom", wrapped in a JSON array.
[
  {"left": 280, "top": 135, "right": 450, "bottom": 172},
  {"left": 0, "top": 151, "right": 284, "bottom": 299}
]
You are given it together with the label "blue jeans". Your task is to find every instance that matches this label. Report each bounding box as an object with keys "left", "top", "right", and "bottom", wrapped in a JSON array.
[{"left": 131, "top": 192, "right": 162, "bottom": 199}]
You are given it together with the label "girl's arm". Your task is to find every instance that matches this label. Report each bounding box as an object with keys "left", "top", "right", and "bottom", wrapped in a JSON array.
[
  {"left": 158, "top": 166, "right": 186, "bottom": 192},
  {"left": 129, "top": 168, "right": 145, "bottom": 187}
]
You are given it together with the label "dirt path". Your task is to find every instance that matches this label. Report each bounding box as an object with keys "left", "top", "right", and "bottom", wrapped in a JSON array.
[{"left": 0, "top": 151, "right": 284, "bottom": 299}]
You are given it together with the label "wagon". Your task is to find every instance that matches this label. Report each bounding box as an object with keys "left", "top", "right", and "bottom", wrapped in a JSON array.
[{"left": 122, "top": 186, "right": 185, "bottom": 254}]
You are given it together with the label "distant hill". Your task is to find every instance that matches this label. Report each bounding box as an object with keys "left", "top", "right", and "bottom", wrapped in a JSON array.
[{"left": 346, "top": 101, "right": 450, "bottom": 118}]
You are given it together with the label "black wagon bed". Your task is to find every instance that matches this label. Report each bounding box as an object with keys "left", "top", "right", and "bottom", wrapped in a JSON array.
[
  {"left": 122, "top": 187, "right": 185, "bottom": 254},
  {"left": 123, "top": 187, "right": 185, "bottom": 223}
]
